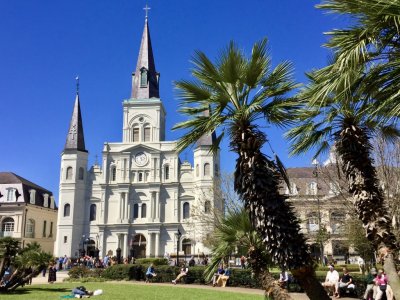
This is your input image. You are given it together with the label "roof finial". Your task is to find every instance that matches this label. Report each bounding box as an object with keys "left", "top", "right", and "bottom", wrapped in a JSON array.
[
  {"left": 143, "top": 3, "right": 151, "bottom": 20},
  {"left": 76, "top": 76, "right": 80, "bottom": 95}
]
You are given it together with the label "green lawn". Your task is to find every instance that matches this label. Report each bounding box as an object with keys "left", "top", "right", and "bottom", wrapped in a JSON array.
[{"left": 0, "top": 282, "right": 264, "bottom": 300}]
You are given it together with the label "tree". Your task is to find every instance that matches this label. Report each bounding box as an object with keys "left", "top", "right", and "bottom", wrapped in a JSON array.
[
  {"left": 174, "top": 39, "right": 329, "bottom": 300},
  {"left": 316, "top": 0, "right": 400, "bottom": 117},
  {"left": 0, "top": 238, "right": 52, "bottom": 292},
  {"left": 286, "top": 63, "right": 400, "bottom": 296},
  {"left": 205, "top": 208, "right": 292, "bottom": 299}
]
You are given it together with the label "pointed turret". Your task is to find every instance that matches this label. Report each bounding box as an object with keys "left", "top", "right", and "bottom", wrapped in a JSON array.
[
  {"left": 195, "top": 108, "right": 216, "bottom": 148},
  {"left": 131, "top": 17, "right": 159, "bottom": 99},
  {"left": 64, "top": 91, "right": 87, "bottom": 152}
]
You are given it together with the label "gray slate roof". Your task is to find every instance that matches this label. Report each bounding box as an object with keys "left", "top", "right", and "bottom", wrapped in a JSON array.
[{"left": 64, "top": 93, "right": 87, "bottom": 152}]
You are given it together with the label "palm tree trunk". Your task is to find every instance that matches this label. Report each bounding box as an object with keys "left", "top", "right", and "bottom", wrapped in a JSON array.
[
  {"left": 232, "top": 125, "right": 329, "bottom": 300},
  {"left": 335, "top": 122, "right": 400, "bottom": 299}
]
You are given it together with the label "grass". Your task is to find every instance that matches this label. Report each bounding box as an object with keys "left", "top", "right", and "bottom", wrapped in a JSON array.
[{"left": 0, "top": 282, "right": 264, "bottom": 300}]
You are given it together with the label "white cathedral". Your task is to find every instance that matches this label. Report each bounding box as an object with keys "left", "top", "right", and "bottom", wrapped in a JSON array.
[{"left": 55, "top": 16, "right": 221, "bottom": 259}]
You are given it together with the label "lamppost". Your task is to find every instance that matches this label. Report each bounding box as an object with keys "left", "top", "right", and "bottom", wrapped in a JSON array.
[
  {"left": 312, "top": 159, "right": 325, "bottom": 265},
  {"left": 176, "top": 229, "right": 182, "bottom": 266}
]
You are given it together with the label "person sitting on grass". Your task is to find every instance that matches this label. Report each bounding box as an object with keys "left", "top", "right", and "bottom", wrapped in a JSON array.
[
  {"left": 72, "top": 286, "right": 93, "bottom": 298},
  {"left": 172, "top": 262, "right": 188, "bottom": 285},
  {"left": 145, "top": 263, "right": 157, "bottom": 283},
  {"left": 322, "top": 264, "right": 339, "bottom": 296},
  {"left": 216, "top": 266, "right": 232, "bottom": 287},
  {"left": 278, "top": 268, "right": 289, "bottom": 289}
]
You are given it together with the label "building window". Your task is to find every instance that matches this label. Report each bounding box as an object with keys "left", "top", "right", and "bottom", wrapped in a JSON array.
[
  {"left": 144, "top": 127, "right": 151, "bottom": 142},
  {"left": 183, "top": 202, "right": 190, "bottom": 219},
  {"left": 164, "top": 165, "right": 170, "bottom": 180},
  {"left": 331, "top": 212, "right": 345, "bottom": 234},
  {"left": 43, "top": 194, "right": 49, "bottom": 207},
  {"left": 66, "top": 167, "right": 73, "bottom": 180},
  {"left": 90, "top": 204, "right": 96, "bottom": 221},
  {"left": 204, "top": 163, "right": 210, "bottom": 176},
  {"left": 42, "top": 220, "right": 47, "bottom": 238},
  {"left": 133, "top": 204, "right": 139, "bottom": 218},
  {"left": 133, "top": 128, "right": 140, "bottom": 142},
  {"left": 195, "top": 164, "right": 199, "bottom": 177},
  {"left": 6, "top": 188, "right": 15, "bottom": 201},
  {"left": 141, "top": 203, "right": 147, "bottom": 218},
  {"left": 204, "top": 201, "right": 211, "bottom": 213},
  {"left": 64, "top": 204, "right": 71, "bottom": 217},
  {"left": 64, "top": 236, "right": 68, "bottom": 243},
  {"left": 329, "top": 182, "right": 340, "bottom": 195},
  {"left": 78, "top": 167, "right": 84, "bottom": 180},
  {"left": 138, "top": 172, "right": 143, "bottom": 182},
  {"left": 111, "top": 166, "right": 116, "bottom": 181},
  {"left": 2, "top": 218, "right": 14, "bottom": 235},
  {"left": 49, "top": 221, "right": 53, "bottom": 238},
  {"left": 26, "top": 219, "right": 35, "bottom": 238},
  {"left": 308, "top": 182, "right": 318, "bottom": 195},
  {"left": 140, "top": 68, "right": 148, "bottom": 87},
  {"left": 307, "top": 213, "right": 319, "bottom": 232},
  {"left": 29, "top": 189, "right": 36, "bottom": 204},
  {"left": 182, "top": 238, "right": 192, "bottom": 255}
]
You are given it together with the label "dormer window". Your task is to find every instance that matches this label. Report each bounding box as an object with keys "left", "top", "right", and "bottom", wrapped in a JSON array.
[{"left": 140, "top": 68, "right": 148, "bottom": 88}]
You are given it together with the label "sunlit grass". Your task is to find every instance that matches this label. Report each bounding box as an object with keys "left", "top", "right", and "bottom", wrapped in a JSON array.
[{"left": 1, "top": 282, "right": 264, "bottom": 300}]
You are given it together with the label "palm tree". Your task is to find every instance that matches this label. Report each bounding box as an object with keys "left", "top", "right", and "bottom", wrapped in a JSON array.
[
  {"left": 286, "top": 64, "right": 400, "bottom": 297},
  {"left": 316, "top": 0, "right": 400, "bottom": 117},
  {"left": 205, "top": 207, "right": 292, "bottom": 299},
  {"left": 174, "top": 39, "right": 330, "bottom": 300}
]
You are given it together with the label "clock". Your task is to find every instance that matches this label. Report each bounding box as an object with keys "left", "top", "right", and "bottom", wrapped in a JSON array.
[{"left": 135, "top": 152, "right": 148, "bottom": 166}]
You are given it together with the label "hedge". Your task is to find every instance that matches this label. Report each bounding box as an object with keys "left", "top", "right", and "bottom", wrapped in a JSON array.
[{"left": 134, "top": 258, "right": 169, "bottom": 266}]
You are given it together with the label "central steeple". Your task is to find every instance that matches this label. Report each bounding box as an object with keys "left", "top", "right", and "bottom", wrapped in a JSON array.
[{"left": 131, "top": 14, "right": 159, "bottom": 99}]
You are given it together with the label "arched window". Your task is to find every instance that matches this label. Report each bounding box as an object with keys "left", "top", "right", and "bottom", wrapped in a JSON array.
[
  {"left": 43, "top": 194, "right": 49, "bottom": 207},
  {"left": 140, "top": 68, "right": 148, "bottom": 87},
  {"left": 133, "top": 204, "right": 139, "bottom": 218},
  {"left": 90, "top": 204, "right": 96, "bottom": 221},
  {"left": 141, "top": 203, "right": 147, "bottom": 218},
  {"left": 164, "top": 165, "right": 170, "bottom": 180},
  {"left": 29, "top": 189, "right": 36, "bottom": 204},
  {"left": 2, "top": 217, "right": 14, "bottom": 235},
  {"left": 6, "top": 188, "right": 15, "bottom": 201},
  {"left": 132, "top": 127, "right": 140, "bottom": 142},
  {"left": 66, "top": 167, "right": 73, "bottom": 180},
  {"left": 182, "top": 238, "right": 192, "bottom": 255},
  {"left": 204, "top": 163, "right": 210, "bottom": 176},
  {"left": 204, "top": 200, "right": 211, "bottom": 213},
  {"left": 183, "top": 202, "right": 190, "bottom": 219},
  {"left": 331, "top": 212, "right": 345, "bottom": 234},
  {"left": 64, "top": 203, "right": 70, "bottom": 217},
  {"left": 79, "top": 167, "right": 84, "bottom": 180},
  {"left": 195, "top": 164, "right": 199, "bottom": 177},
  {"left": 138, "top": 172, "right": 143, "bottom": 182},
  {"left": 111, "top": 166, "right": 116, "bottom": 181},
  {"left": 144, "top": 126, "right": 151, "bottom": 142},
  {"left": 307, "top": 213, "right": 319, "bottom": 232},
  {"left": 26, "top": 219, "right": 35, "bottom": 238}
]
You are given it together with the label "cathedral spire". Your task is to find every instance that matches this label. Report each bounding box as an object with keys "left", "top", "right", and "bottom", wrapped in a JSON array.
[
  {"left": 64, "top": 77, "right": 87, "bottom": 152},
  {"left": 131, "top": 11, "right": 160, "bottom": 99},
  {"left": 195, "top": 108, "right": 216, "bottom": 148}
]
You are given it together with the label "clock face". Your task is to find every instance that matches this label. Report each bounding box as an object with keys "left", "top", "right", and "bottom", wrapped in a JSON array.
[{"left": 135, "top": 152, "right": 148, "bottom": 166}]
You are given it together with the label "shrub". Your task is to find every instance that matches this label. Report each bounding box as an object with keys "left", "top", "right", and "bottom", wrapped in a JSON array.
[
  {"left": 102, "top": 265, "right": 133, "bottom": 280},
  {"left": 68, "top": 266, "right": 91, "bottom": 279},
  {"left": 135, "top": 258, "right": 169, "bottom": 266}
]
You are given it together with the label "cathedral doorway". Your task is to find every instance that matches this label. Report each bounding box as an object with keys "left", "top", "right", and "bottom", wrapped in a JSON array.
[
  {"left": 132, "top": 234, "right": 146, "bottom": 258},
  {"left": 86, "top": 239, "right": 96, "bottom": 257}
]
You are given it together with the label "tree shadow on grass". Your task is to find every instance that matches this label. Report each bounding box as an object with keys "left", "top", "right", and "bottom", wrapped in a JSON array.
[{"left": 5, "top": 287, "right": 71, "bottom": 295}]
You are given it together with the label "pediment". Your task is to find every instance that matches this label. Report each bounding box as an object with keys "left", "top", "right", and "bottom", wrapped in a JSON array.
[{"left": 119, "top": 144, "right": 161, "bottom": 154}]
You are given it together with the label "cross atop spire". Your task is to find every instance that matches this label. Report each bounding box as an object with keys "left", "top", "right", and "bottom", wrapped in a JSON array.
[
  {"left": 76, "top": 76, "right": 80, "bottom": 95},
  {"left": 143, "top": 4, "right": 151, "bottom": 20}
]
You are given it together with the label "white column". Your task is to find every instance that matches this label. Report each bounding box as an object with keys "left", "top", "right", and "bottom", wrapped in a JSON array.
[
  {"left": 123, "top": 234, "right": 128, "bottom": 258},
  {"left": 151, "top": 192, "right": 155, "bottom": 220},
  {"left": 119, "top": 194, "right": 123, "bottom": 221},
  {"left": 155, "top": 192, "right": 160, "bottom": 220},
  {"left": 146, "top": 233, "right": 152, "bottom": 257},
  {"left": 155, "top": 233, "right": 160, "bottom": 257},
  {"left": 124, "top": 193, "right": 129, "bottom": 221},
  {"left": 138, "top": 203, "right": 142, "bottom": 218}
]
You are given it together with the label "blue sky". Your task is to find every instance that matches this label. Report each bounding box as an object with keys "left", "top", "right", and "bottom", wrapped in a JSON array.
[{"left": 0, "top": 1, "right": 347, "bottom": 202}]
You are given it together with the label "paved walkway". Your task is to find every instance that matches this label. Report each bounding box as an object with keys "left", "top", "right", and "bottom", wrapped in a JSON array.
[{"left": 31, "top": 271, "right": 357, "bottom": 300}]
